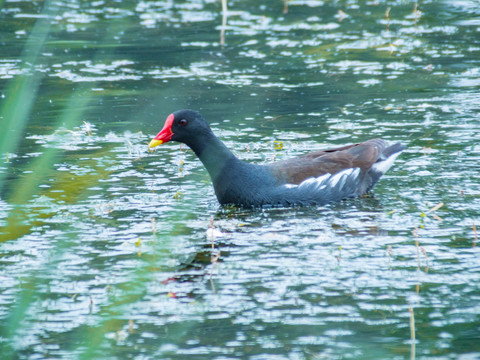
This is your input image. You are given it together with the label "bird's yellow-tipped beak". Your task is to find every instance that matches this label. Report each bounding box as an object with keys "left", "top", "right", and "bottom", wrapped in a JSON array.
[
  {"left": 148, "top": 139, "right": 163, "bottom": 149},
  {"left": 148, "top": 113, "right": 175, "bottom": 150}
]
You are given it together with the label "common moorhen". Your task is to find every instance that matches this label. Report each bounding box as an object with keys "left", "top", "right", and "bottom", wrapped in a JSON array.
[{"left": 149, "top": 109, "right": 405, "bottom": 207}]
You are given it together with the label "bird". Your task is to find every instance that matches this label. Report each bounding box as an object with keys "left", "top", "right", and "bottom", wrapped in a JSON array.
[{"left": 148, "top": 109, "right": 405, "bottom": 207}]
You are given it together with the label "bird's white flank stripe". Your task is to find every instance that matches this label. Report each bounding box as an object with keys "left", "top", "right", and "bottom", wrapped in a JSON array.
[{"left": 285, "top": 167, "right": 361, "bottom": 191}]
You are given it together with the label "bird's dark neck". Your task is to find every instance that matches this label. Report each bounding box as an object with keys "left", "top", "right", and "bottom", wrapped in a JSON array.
[
  {"left": 187, "top": 131, "right": 239, "bottom": 185},
  {"left": 183, "top": 127, "right": 275, "bottom": 206}
]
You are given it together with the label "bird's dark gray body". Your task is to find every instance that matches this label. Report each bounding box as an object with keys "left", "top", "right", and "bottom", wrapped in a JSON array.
[{"left": 149, "top": 109, "right": 405, "bottom": 207}]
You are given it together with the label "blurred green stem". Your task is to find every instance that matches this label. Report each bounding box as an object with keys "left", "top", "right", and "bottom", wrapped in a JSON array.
[{"left": 0, "top": 0, "right": 55, "bottom": 192}]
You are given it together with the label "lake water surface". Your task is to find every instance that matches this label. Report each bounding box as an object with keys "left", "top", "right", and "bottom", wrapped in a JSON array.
[{"left": 1, "top": 0, "right": 480, "bottom": 359}]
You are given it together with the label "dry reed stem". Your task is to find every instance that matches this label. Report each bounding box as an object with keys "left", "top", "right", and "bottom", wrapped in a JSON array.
[
  {"left": 412, "top": 227, "right": 421, "bottom": 269},
  {"left": 472, "top": 221, "right": 478, "bottom": 247},
  {"left": 427, "top": 202, "right": 444, "bottom": 213},
  {"left": 409, "top": 308, "right": 415, "bottom": 340},
  {"left": 151, "top": 218, "right": 157, "bottom": 234},
  {"left": 413, "top": 2, "right": 421, "bottom": 26},
  {"left": 385, "top": 7, "right": 391, "bottom": 31},
  {"left": 220, "top": 0, "right": 228, "bottom": 45},
  {"left": 209, "top": 217, "right": 221, "bottom": 279},
  {"left": 409, "top": 307, "right": 416, "bottom": 360}
]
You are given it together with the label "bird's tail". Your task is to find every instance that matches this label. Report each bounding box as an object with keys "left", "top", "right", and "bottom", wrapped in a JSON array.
[{"left": 372, "top": 143, "right": 405, "bottom": 175}]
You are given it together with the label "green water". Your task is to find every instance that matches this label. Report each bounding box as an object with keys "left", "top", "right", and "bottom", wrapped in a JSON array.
[{"left": 1, "top": 0, "right": 479, "bottom": 358}]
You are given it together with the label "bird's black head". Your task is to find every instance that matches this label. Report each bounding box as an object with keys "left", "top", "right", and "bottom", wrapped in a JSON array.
[{"left": 149, "top": 109, "right": 211, "bottom": 149}]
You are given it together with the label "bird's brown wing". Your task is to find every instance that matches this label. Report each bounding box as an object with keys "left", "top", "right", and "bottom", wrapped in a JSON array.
[{"left": 267, "top": 139, "right": 386, "bottom": 185}]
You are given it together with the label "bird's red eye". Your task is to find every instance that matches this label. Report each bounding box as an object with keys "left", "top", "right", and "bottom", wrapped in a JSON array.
[{"left": 179, "top": 119, "right": 187, "bottom": 126}]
